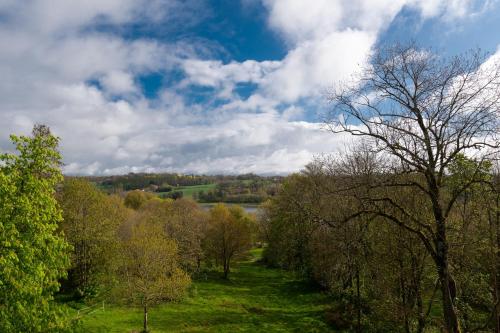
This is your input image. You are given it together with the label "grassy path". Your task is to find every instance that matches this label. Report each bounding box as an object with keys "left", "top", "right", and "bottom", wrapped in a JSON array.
[{"left": 80, "top": 249, "right": 333, "bottom": 332}]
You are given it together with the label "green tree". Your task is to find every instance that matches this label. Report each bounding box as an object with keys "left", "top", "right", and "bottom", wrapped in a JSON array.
[
  {"left": 0, "top": 125, "right": 72, "bottom": 332},
  {"left": 115, "top": 221, "right": 190, "bottom": 333},
  {"left": 124, "top": 190, "right": 154, "bottom": 210},
  {"left": 204, "top": 204, "right": 253, "bottom": 279},
  {"left": 59, "top": 178, "right": 129, "bottom": 297}
]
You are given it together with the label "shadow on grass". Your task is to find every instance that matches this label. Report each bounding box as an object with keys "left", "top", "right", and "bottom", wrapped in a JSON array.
[
  {"left": 78, "top": 255, "right": 334, "bottom": 332},
  {"left": 197, "top": 261, "right": 324, "bottom": 300}
]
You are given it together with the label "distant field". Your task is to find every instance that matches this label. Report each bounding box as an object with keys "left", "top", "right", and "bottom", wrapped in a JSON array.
[
  {"left": 157, "top": 183, "right": 216, "bottom": 198},
  {"left": 76, "top": 249, "right": 333, "bottom": 332},
  {"left": 179, "top": 183, "right": 216, "bottom": 198}
]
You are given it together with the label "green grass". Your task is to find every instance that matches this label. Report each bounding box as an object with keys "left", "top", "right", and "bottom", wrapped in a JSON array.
[
  {"left": 77, "top": 249, "right": 333, "bottom": 332},
  {"left": 156, "top": 184, "right": 216, "bottom": 199},
  {"left": 158, "top": 184, "right": 216, "bottom": 199}
]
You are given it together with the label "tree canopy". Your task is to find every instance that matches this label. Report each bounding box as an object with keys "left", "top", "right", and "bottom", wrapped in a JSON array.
[{"left": 0, "top": 125, "right": 72, "bottom": 332}]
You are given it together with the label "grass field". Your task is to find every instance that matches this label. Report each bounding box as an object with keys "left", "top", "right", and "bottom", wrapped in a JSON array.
[
  {"left": 168, "top": 184, "right": 216, "bottom": 199},
  {"left": 179, "top": 183, "right": 216, "bottom": 198},
  {"left": 77, "top": 249, "right": 333, "bottom": 332}
]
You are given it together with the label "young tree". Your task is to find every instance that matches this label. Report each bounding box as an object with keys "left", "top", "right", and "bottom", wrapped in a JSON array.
[
  {"left": 0, "top": 125, "right": 72, "bottom": 332},
  {"left": 115, "top": 221, "right": 190, "bottom": 333},
  {"left": 124, "top": 190, "right": 155, "bottom": 210},
  {"left": 163, "top": 199, "right": 208, "bottom": 272},
  {"left": 204, "top": 204, "right": 253, "bottom": 279},
  {"left": 327, "top": 43, "right": 500, "bottom": 332},
  {"left": 133, "top": 198, "right": 208, "bottom": 273}
]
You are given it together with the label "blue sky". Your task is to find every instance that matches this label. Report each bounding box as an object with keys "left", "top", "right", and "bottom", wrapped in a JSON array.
[{"left": 0, "top": 0, "right": 498, "bottom": 175}]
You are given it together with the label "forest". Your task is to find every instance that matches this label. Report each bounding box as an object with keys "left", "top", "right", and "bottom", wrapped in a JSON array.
[{"left": 1, "top": 43, "right": 500, "bottom": 333}]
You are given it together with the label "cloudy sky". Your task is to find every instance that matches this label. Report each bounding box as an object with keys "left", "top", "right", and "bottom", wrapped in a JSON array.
[{"left": 0, "top": 0, "right": 498, "bottom": 175}]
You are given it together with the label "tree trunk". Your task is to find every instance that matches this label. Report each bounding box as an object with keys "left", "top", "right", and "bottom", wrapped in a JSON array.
[
  {"left": 430, "top": 180, "right": 461, "bottom": 333},
  {"left": 415, "top": 276, "right": 425, "bottom": 333},
  {"left": 223, "top": 258, "right": 230, "bottom": 279},
  {"left": 397, "top": 252, "right": 410, "bottom": 333},
  {"left": 493, "top": 192, "right": 500, "bottom": 333},
  {"left": 435, "top": 235, "right": 460, "bottom": 333},
  {"left": 438, "top": 272, "right": 460, "bottom": 333},
  {"left": 143, "top": 305, "right": 148, "bottom": 333},
  {"left": 355, "top": 268, "right": 362, "bottom": 333}
]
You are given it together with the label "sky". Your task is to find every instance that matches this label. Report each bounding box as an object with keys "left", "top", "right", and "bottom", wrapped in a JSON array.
[{"left": 0, "top": 0, "right": 499, "bottom": 175}]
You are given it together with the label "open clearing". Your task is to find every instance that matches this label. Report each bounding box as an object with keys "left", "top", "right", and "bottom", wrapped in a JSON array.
[{"left": 78, "top": 249, "right": 333, "bottom": 332}]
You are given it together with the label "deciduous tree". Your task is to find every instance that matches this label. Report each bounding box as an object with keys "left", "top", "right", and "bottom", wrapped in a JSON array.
[
  {"left": 115, "top": 221, "right": 190, "bottom": 333},
  {"left": 59, "top": 178, "right": 129, "bottom": 297},
  {"left": 327, "top": 43, "right": 500, "bottom": 332},
  {"left": 0, "top": 125, "right": 72, "bottom": 332},
  {"left": 204, "top": 204, "right": 253, "bottom": 279}
]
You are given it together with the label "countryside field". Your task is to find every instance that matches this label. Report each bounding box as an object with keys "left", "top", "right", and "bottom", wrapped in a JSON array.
[
  {"left": 76, "top": 249, "right": 333, "bottom": 333},
  {"left": 169, "top": 184, "right": 217, "bottom": 199}
]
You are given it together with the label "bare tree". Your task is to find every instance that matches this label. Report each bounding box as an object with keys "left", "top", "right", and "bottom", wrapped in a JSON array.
[{"left": 326, "top": 43, "right": 500, "bottom": 333}]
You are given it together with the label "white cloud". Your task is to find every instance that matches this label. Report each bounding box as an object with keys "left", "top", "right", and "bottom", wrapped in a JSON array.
[
  {"left": 0, "top": 0, "right": 495, "bottom": 175},
  {"left": 255, "top": 0, "right": 490, "bottom": 104},
  {"left": 180, "top": 59, "right": 281, "bottom": 100},
  {"left": 262, "top": 0, "right": 488, "bottom": 43},
  {"left": 412, "top": 0, "right": 490, "bottom": 19},
  {"left": 261, "top": 30, "right": 375, "bottom": 103},
  {"left": 101, "top": 71, "right": 137, "bottom": 94}
]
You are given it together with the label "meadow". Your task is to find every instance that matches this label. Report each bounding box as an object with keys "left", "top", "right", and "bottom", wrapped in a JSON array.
[
  {"left": 76, "top": 249, "right": 333, "bottom": 332},
  {"left": 173, "top": 184, "right": 216, "bottom": 199}
]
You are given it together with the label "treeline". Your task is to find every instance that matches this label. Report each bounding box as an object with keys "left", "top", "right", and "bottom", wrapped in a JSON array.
[
  {"left": 88, "top": 173, "right": 282, "bottom": 195},
  {"left": 86, "top": 173, "right": 213, "bottom": 192},
  {"left": 259, "top": 43, "right": 500, "bottom": 333},
  {"left": 195, "top": 178, "right": 281, "bottom": 203},
  {"left": 260, "top": 154, "right": 499, "bottom": 332},
  {"left": 0, "top": 126, "right": 257, "bottom": 333}
]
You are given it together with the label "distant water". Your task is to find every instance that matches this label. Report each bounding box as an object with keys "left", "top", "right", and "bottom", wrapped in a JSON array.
[{"left": 199, "top": 203, "right": 260, "bottom": 213}]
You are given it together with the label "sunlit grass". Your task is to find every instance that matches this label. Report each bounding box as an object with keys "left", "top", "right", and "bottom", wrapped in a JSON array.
[{"left": 77, "top": 249, "right": 333, "bottom": 332}]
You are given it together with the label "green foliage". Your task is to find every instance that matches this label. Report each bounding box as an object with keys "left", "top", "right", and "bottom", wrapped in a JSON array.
[
  {"left": 59, "top": 178, "right": 129, "bottom": 298},
  {"left": 447, "top": 153, "right": 492, "bottom": 193},
  {"left": 133, "top": 197, "right": 208, "bottom": 273},
  {"left": 160, "top": 190, "right": 184, "bottom": 200},
  {"left": 0, "top": 125, "right": 73, "bottom": 332},
  {"left": 204, "top": 204, "right": 255, "bottom": 278},
  {"left": 115, "top": 222, "right": 191, "bottom": 304},
  {"left": 260, "top": 155, "right": 500, "bottom": 332},
  {"left": 113, "top": 221, "right": 191, "bottom": 332},
  {"left": 260, "top": 174, "right": 317, "bottom": 275},
  {"left": 124, "top": 190, "right": 155, "bottom": 210}
]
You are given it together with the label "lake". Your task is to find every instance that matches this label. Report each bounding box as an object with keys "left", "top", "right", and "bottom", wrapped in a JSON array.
[{"left": 199, "top": 203, "right": 260, "bottom": 213}]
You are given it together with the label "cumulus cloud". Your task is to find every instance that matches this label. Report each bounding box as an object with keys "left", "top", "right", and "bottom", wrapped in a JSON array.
[
  {"left": 100, "top": 71, "right": 137, "bottom": 95},
  {"left": 0, "top": 0, "right": 495, "bottom": 175},
  {"left": 261, "top": 30, "right": 375, "bottom": 103},
  {"left": 255, "top": 0, "right": 491, "bottom": 103}
]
